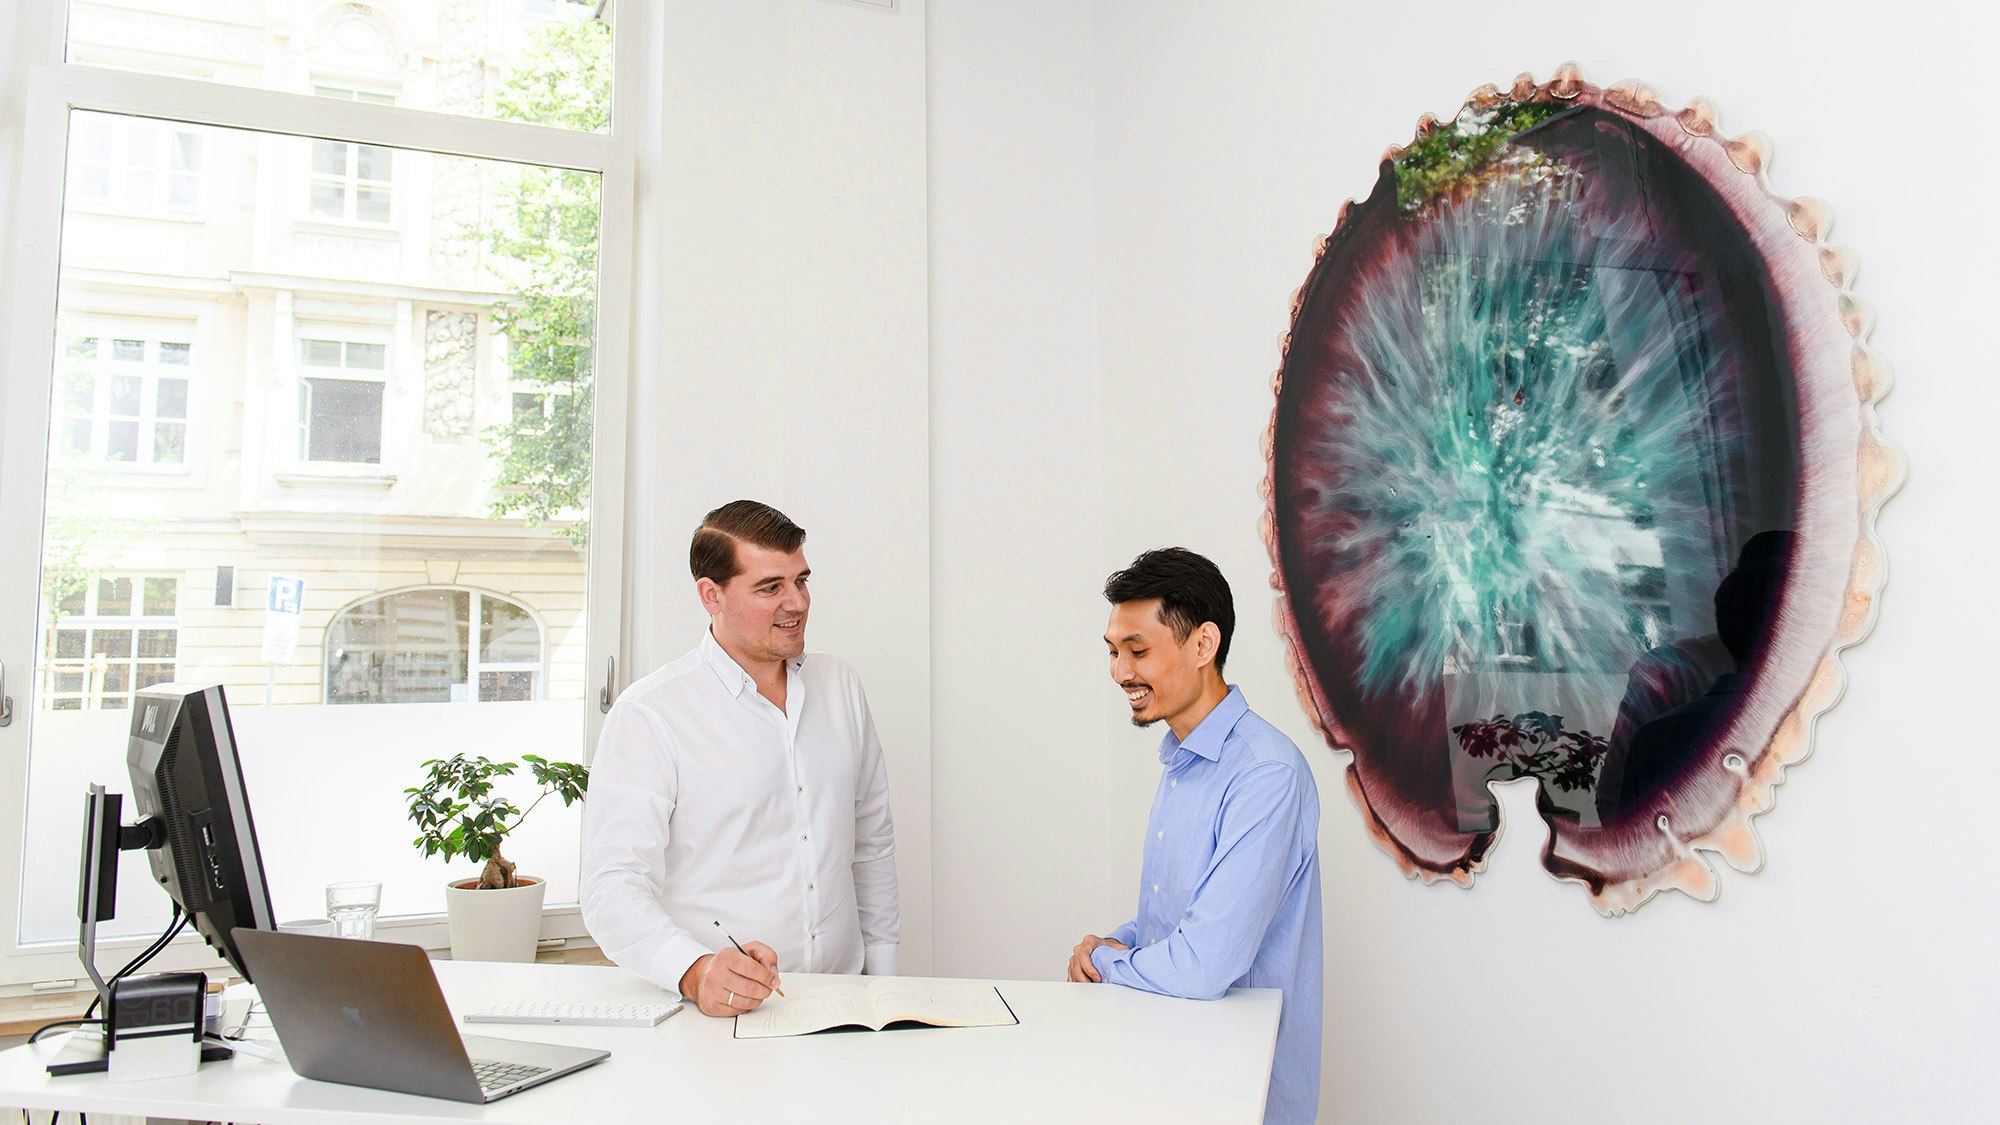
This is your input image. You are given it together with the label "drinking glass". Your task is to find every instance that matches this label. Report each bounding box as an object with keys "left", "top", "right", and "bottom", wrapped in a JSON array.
[{"left": 325, "top": 880, "right": 381, "bottom": 939}]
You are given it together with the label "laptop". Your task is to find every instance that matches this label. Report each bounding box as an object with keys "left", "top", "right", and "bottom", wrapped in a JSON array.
[{"left": 232, "top": 928, "right": 610, "bottom": 1104}]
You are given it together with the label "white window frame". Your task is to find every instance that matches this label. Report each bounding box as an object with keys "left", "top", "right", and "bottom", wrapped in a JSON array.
[
  {"left": 0, "top": 9, "right": 636, "bottom": 992},
  {"left": 57, "top": 326, "right": 197, "bottom": 470},
  {"left": 306, "top": 85, "right": 397, "bottom": 225},
  {"left": 65, "top": 112, "right": 202, "bottom": 216},
  {"left": 296, "top": 332, "right": 391, "bottom": 465},
  {"left": 41, "top": 571, "right": 180, "bottom": 712}
]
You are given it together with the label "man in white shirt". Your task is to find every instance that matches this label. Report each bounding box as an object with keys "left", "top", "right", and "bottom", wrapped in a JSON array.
[{"left": 581, "top": 500, "right": 901, "bottom": 1017}]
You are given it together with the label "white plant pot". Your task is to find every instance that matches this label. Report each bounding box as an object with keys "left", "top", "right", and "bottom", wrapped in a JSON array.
[{"left": 444, "top": 875, "right": 546, "bottom": 963}]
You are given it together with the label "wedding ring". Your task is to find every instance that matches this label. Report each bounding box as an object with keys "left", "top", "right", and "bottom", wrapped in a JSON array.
[{"left": 727, "top": 990, "right": 735, "bottom": 1007}]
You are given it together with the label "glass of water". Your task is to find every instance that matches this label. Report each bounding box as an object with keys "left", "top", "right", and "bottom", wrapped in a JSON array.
[{"left": 325, "top": 881, "right": 382, "bottom": 939}]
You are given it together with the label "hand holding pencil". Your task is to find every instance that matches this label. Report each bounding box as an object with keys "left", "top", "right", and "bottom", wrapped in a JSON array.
[
  {"left": 717, "top": 923, "right": 786, "bottom": 998},
  {"left": 677, "top": 924, "right": 784, "bottom": 1018}
]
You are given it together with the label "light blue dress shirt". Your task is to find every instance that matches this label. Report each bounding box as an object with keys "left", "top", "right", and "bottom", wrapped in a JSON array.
[{"left": 1091, "top": 686, "right": 1323, "bottom": 1125}]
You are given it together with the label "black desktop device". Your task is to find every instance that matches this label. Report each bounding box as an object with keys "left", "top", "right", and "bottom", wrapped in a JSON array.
[
  {"left": 124, "top": 683, "right": 276, "bottom": 979},
  {"left": 50, "top": 684, "right": 276, "bottom": 1077}
]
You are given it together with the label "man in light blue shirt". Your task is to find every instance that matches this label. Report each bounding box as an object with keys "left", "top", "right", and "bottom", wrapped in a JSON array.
[{"left": 1070, "top": 547, "right": 1323, "bottom": 1125}]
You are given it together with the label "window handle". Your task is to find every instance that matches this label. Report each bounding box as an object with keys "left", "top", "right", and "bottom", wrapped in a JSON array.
[
  {"left": 598, "top": 656, "right": 615, "bottom": 714},
  {"left": 0, "top": 659, "right": 12, "bottom": 727}
]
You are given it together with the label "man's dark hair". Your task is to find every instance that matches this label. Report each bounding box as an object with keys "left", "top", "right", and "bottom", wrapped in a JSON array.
[
  {"left": 690, "top": 500, "right": 807, "bottom": 584},
  {"left": 1714, "top": 531, "right": 1794, "bottom": 664},
  {"left": 1103, "top": 547, "right": 1236, "bottom": 672}
]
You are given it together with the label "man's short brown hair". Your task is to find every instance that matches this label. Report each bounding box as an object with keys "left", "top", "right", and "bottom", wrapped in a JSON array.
[{"left": 690, "top": 500, "right": 807, "bottom": 584}]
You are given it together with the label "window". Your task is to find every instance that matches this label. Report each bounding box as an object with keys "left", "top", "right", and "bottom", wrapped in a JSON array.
[
  {"left": 512, "top": 390, "right": 553, "bottom": 431},
  {"left": 66, "top": 113, "right": 200, "bottom": 213},
  {"left": 67, "top": 3, "right": 614, "bottom": 133},
  {"left": 298, "top": 337, "right": 387, "bottom": 463},
  {"left": 326, "top": 588, "right": 544, "bottom": 704},
  {"left": 42, "top": 575, "right": 178, "bottom": 711},
  {"left": 58, "top": 333, "right": 192, "bottom": 466},
  {"left": 509, "top": 375, "right": 576, "bottom": 434},
  {"left": 308, "top": 89, "right": 395, "bottom": 222},
  {"left": 4, "top": 3, "right": 632, "bottom": 978}
]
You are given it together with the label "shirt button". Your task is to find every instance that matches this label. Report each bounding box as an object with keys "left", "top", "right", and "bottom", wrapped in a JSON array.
[
  {"left": 808, "top": 883, "right": 816, "bottom": 891},
  {"left": 801, "top": 834, "right": 809, "bottom": 841},
  {"left": 1156, "top": 830, "right": 1164, "bottom": 840},
  {"left": 1153, "top": 884, "right": 1160, "bottom": 893},
  {"left": 1170, "top": 779, "right": 1177, "bottom": 788},
  {"left": 797, "top": 785, "right": 805, "bottom": 793}
]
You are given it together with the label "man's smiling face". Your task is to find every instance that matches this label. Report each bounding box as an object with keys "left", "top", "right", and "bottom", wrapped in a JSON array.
[
  {"left": 1105, "top": 598, "right": 1206, "bottom": 730},
  {"left": 704, "top": 541, "right": 811, "bottom": 667}
]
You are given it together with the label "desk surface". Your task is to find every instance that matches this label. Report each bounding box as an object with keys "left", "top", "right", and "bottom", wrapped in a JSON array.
[{"left": 0, "top": 962, "right": 1281, "bottom": 1124}]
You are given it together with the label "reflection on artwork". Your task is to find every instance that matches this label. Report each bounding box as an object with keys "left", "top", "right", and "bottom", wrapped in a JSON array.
[{"left": 1261, "top": 65, "right": 1901, "bottom": 913}]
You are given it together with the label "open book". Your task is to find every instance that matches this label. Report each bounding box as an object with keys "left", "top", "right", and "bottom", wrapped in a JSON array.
[{"left": 733, "top": 977, "right": 1018, "bottom": 1040}]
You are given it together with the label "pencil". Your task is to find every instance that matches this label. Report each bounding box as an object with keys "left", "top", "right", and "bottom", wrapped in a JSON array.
[{"left": 715, "top": 922, "right": 786, "bottom": 998}]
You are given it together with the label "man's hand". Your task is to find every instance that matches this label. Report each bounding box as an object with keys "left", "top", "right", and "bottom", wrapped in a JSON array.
[
  {"left": 679, "top": 941, "right": 782, "bottom": 1017},
  {"left": 1068, "top": 934, "right": 1129, "bottom": 983}
]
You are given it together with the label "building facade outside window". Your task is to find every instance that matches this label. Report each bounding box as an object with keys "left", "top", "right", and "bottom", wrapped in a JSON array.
[
  {"left": 308, "top": 87, "right": 395, "bottom": 223},
  {"left": 59, "top": 333, "right": 193, "bottom": 466},
  {"left": 41, "top": 574, "right": 178, "bottom": 711},
  {"left": 297, "top": 336, "right": 387, "bottom": 463},
  {"left": 325, "top": 587, "right": 544, "bottom": 705},
  {"left": 0, "top": 0, "right": 630, "bottom": 980},
  {"left": 67, "top": 113, "right": 200, "bottom": 213}
]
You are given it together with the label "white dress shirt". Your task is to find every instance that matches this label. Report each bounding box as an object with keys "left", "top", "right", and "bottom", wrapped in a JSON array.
[{"left": 580, "top": 629, "right": 900, "bottom": 996}]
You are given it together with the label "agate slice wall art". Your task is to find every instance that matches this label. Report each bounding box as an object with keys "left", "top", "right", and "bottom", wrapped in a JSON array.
[{"left": 1260, "top": 64, "right": 1902, "bottom": 914}]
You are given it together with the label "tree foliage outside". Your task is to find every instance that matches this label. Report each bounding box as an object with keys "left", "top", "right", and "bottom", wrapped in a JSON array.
[
  {"left": 39, "top": 462, "right": 142, "bottom": 659},
  {"left": 483, "top": 16, "right": 610, "bottom": 549}
]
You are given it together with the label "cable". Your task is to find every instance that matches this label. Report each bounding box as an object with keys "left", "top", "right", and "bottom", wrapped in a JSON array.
[
  {"left": 84, "top": 907, "right": 187, "bottom": 1020},
  {"left": 26, "top": 1017, "right": 102, "bottom": 1043}
]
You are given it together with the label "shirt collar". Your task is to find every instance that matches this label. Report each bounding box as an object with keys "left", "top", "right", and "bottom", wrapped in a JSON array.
[
  {"left": 701, "top": 628, "right": 803, "bottom": 698},
  {"left": 1157, "top": 685, "right": 1249, "bottom": 764}
]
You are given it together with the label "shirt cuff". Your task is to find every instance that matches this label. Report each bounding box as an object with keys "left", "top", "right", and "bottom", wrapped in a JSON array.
[
  {"left": 651, "top": 933, "right": 717, "bottom": 1001},
  {"left": 863, "top": 943, "right": 899, "bottom": 977},
  {"left": 1090, "top": 942, "right": 1129, "bottom": 980}
]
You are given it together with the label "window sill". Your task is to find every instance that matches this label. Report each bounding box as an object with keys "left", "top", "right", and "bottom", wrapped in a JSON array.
[
  {"left": 63, "top": 463, "right": 198, "bottom": 482},
  {"left": 275, "top": 469, "right": 397, "bottom": 488},
  {"left": 66, "top": 202, "right": 205, "bottom": 224},
  {"left": 293, "top": 217, "right": 400, "bottom": 241}
]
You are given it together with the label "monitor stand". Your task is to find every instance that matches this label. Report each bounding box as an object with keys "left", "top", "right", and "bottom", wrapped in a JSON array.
[
  {"left": 44, "top": 1026, "right": 233, "bottom": 1077},
  {"left": 47, "top": 784, "right": 230, "bottom": 1077}
]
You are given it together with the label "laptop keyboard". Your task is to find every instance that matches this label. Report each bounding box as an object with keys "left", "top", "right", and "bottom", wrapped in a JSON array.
[{"left": 471, "top": 1058, "right": 552, "bottom": 1093}]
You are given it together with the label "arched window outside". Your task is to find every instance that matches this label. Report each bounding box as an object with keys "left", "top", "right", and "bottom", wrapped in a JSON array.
[{"left": 325, "top": 587, "right": 542, "bottom": 704}]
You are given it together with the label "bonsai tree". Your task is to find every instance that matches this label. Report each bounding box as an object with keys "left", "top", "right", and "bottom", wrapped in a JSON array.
[
  {"left": 1451, "top": 710, "right": 1608, "bottom": 793},
  {"left": 405, "top": 753, "right": 589, "bottom": 889}
]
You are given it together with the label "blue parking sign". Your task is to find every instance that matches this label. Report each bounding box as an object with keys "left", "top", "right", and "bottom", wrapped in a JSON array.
[{"left": 268, "top": 576, "right": 303, "bottom": 616}]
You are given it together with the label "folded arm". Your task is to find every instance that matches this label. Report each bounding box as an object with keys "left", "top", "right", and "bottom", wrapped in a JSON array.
[{"left": 1090, "top": 763, "right": 1309, "bottom": 1001}]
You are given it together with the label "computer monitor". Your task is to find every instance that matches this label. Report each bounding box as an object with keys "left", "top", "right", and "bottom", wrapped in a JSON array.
[{"left": 124, "top": 683, "right": 275, "bottom": 981}]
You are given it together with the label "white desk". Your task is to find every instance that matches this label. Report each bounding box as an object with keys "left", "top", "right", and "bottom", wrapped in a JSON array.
[{"left": 0, "top": 963, "right": 1281, "bottom": 1124}]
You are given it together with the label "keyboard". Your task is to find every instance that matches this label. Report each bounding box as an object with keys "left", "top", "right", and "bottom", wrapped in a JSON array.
[
  {"left": 463, "top": 1000, "right": 682, "bottom": 1028},
  {"left": 471, "top": 1058, "right": 552, "bottom": 1094}
]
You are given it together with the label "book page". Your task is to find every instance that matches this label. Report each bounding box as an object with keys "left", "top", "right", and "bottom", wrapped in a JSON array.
[
  {"left": 734, "top": 982, "right": 876, "bottom": 1040},
  {"left": 864, "top": 978, "right": 1016, "bottom": 1028}
]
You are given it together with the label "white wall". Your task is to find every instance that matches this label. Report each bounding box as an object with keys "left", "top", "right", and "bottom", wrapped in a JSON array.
[
  {"left": 927, "top": 0, "right": 1118, "bottom": 980},
  {"left": 629, "top": 0, "right": 935, "bottom": 973},
  {"left": 930, "top": 1, "right": 1999, "bottom": 1122}
]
